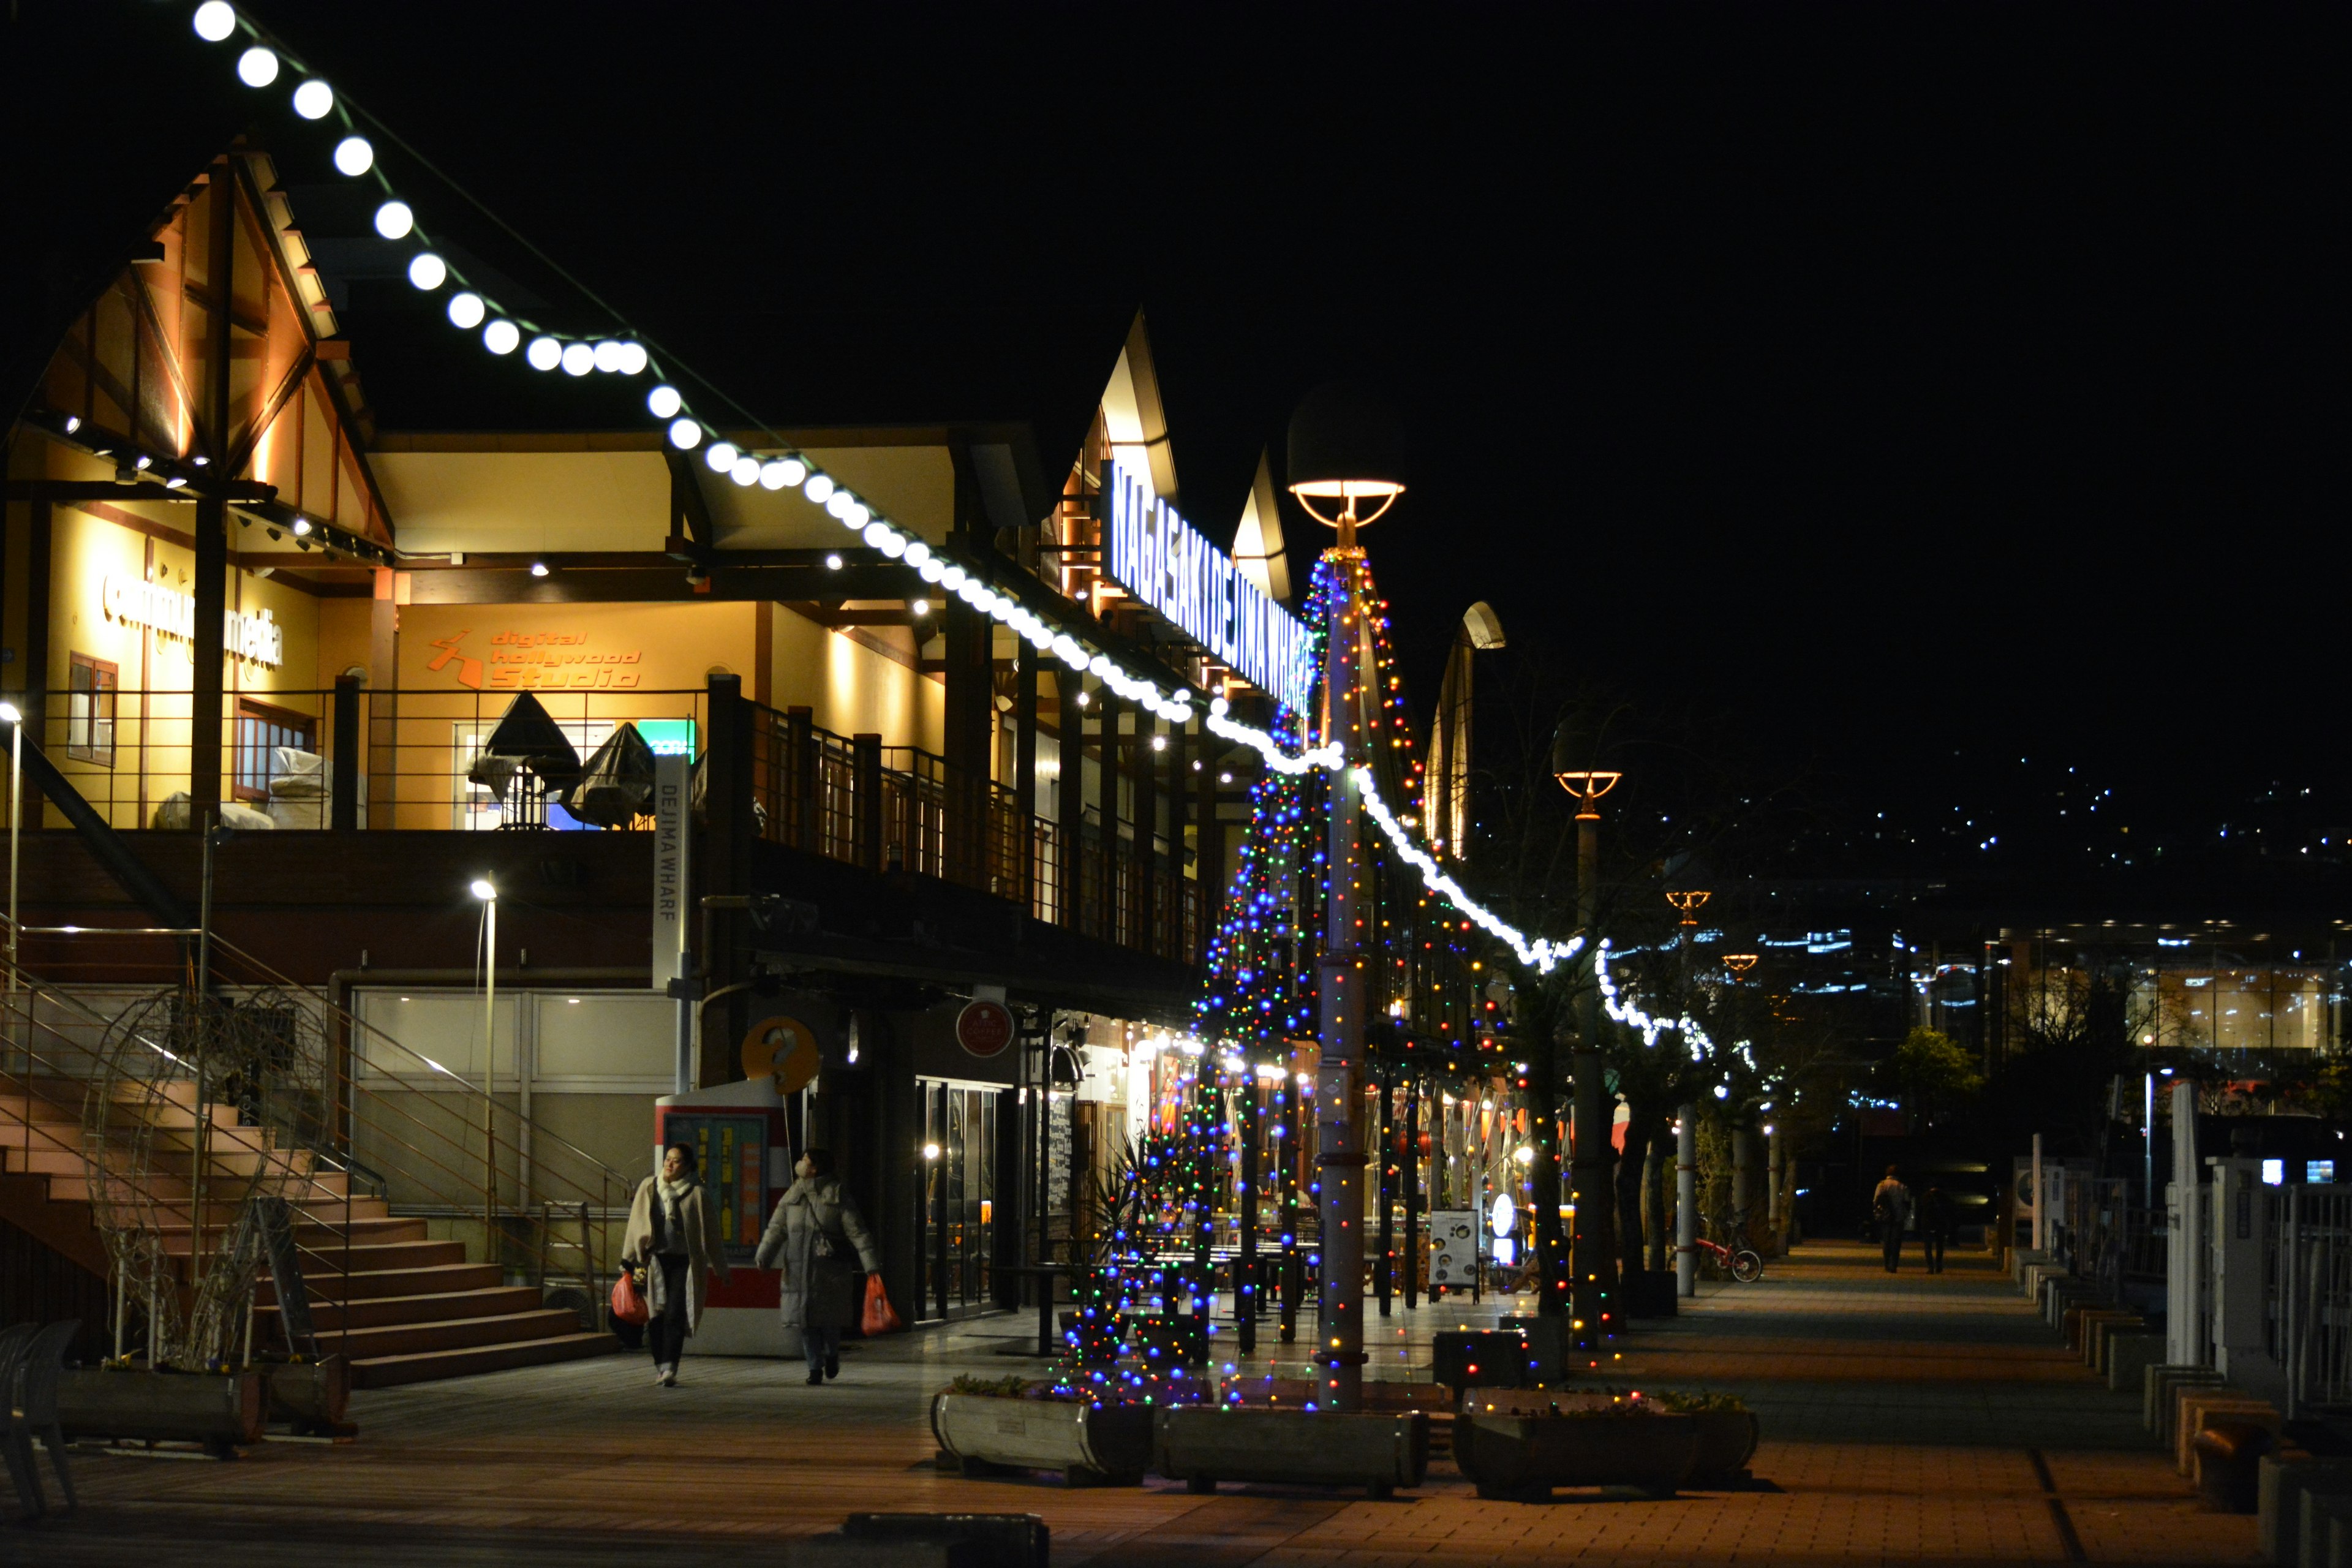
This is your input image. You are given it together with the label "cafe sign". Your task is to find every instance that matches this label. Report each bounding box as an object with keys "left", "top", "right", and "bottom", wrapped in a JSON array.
[{"left": 103, "top": 575, "right": 283, "bottom": 668}]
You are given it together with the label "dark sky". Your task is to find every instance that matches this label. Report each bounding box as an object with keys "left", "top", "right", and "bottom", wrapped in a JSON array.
[{"left": 18, "top": 2, "right": 2352, "bottom": 874}]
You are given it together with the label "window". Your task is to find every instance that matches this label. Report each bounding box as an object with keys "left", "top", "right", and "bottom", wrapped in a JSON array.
[
  {"left": 66, "top": 654, "right": 117, "bottom": 765},
  {"left": 233, "top": 698, "right": 316, "bottom": 801}
]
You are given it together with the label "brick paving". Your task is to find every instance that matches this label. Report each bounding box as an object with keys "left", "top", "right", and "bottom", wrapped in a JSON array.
[{"left": 7, "top": 1239, "right": 2257, "bottom": 1565}]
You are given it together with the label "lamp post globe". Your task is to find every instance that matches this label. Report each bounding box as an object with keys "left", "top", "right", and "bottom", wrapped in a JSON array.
[{"left": 1283, "top": 380, "right": 1405, "bottom": 1415}]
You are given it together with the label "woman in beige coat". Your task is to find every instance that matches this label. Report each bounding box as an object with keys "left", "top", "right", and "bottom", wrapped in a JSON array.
[
  {"left": 622, "top": 1142, "right": 733, "bottom": 1387},
  {"left": 754, "top": 1149, "right": 881, "bottom": 1385}
]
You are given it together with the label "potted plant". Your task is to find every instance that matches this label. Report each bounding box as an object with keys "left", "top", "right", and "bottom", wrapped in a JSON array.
[
  {"left": 1453, "top": 1390, "right": 1700, "bottom": 1499},
  {"left": 1650, "top": 1389, "right": 1758, "bottom": 1483}
]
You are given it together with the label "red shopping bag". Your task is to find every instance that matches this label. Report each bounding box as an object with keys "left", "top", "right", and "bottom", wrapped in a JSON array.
[
  {"left": 862, "top": 1273, "right": 902, "bottom": 1336},
  {"left": 611, "top": 1266, "right": 650, "bottom": 1326}
]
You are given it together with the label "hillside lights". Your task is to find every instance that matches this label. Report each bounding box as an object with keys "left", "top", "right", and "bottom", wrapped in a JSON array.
[
  {"left": 373, "top": 200, "right": 415, "bottom": 239},
  {"left": 703, "top": 440, "right": 739, "bottom": 473},
  {"left": 236, "top": 46, "right": 279, "bottom": 87},
  {"left": 647, "top": 385, "right": 684, "bottom": 420},
  {"left": 483, "top": 319, "right": 521, "bottom": 355},
  {"left": 292, "top": 78, "right": 335, "bottom": 120},
  {"left": 333, "top": 135, "right": 374, "bottom": 176},
  {"left": 524, "top": 336, "right": 562, "bottom": 372},
  {"left": 192, "top": 2, "right": 237, "bottom": 42},
  {"left": 559, "top": 342, "right": 595, "bottom": 377},
  {"left": 666, "top": 418, "right": 702, "bottom": 450},
  {"left": 447, "top": 292, "right": 486, "bottom": 330},
  {"left": 406, "top": 252, "right": 448, "bottom": 290}
]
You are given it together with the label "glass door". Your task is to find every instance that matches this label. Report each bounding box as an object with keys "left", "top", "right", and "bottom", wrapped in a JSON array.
[{"left": 920, "top": 1081, "right": 998, "bottom": 1321}]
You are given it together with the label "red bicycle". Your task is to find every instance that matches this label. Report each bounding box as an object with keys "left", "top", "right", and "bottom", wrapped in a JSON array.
[{"left": 1693, "top": 1210, "right": 1766, "bottom": 1283}]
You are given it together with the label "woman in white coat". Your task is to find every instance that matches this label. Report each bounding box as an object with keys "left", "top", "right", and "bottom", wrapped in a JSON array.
[
  {"left": 754, "top": 1149, "right": 881, "bottom": 1385},
  {"left": 621, "top": 1142, "right": 733, "bottom": 1387}
]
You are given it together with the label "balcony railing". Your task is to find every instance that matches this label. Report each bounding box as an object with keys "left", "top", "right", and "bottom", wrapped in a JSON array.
[{"left": 19, "top": 683, "right": 1202, "bottom": 966}]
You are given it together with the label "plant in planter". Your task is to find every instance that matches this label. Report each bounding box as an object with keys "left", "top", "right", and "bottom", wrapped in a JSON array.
[
  {"left": 1648, "top": 1389, "right": 1759, "bottom": 1482},
  {"left": 1453, "top": 1390, "right": 1700, "bottom": 1499}
]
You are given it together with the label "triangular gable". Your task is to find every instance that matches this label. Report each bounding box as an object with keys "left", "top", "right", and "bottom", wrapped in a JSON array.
[{"left": 1232, "top": 450, "right": 1291, "bottom": 604}]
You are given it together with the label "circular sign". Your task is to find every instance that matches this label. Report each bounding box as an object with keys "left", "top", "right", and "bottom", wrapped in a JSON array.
[
  {"left": 956, "top": 999, "right": 1016, "bottom": 1060},
  {"left": 743, "top": 1014, "right": 821, "bottom": 1094}
]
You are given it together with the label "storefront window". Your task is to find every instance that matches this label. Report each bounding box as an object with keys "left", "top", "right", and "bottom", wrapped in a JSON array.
[
  {"left": 2159, "top": 968, "right": 2328, "bottom": 1052},
  {"left": 67, "top": 653, "right": 118, "bottom": 765},
  {"left": 233, "top": 698, "right": 315, "bottom": 801}
]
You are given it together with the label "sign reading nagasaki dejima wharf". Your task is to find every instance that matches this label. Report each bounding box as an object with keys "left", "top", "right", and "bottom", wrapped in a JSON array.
[{"left": 1103, "top": 462, "right": 1311, "bottom": 713}]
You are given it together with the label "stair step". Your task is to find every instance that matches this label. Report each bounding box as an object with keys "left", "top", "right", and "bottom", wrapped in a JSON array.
[
  {"left": 7, "top": 1145, "right": 315, "bottom": 1182},
  {"left": 350, "top": 1330, "right": 617, "bottom": 1389},
  {"left": 165, "top": 1235, "right": 466, "bottom": 1273},
  {"left": 258, "top": 1285, "right": 546, "bottom": 1332},
  {"left": 153, "top": 1214, "right": 420, "bottom": 1247},
  {"left": 44, "top": 1170, "right": 350, "bottom": 1207},
  {"left": 260, "top": 1261, "right": 503, "bottom": 1304},
  {"left": 313, "top": 1308, "right": 587, "bottom": 1360}
]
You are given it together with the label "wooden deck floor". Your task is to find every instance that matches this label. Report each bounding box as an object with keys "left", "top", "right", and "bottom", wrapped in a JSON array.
[{"left": 6, "top": 1243, "right": 2256, "bottom": 1566}]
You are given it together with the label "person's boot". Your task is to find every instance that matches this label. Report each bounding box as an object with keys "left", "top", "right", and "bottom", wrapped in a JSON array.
[
  {"left": 806, "top": 1365, "right": 824, "bottom": 1385},
  {"left": 825, "top": 1349, "right": 840, "bottom": 1380}
]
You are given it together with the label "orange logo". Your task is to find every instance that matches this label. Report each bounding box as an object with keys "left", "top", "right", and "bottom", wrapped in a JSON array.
[{"left": 426, "top": 630, "right": 484, "bottom": 690}]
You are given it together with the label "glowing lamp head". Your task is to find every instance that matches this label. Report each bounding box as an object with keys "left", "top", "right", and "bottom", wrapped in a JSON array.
[
  {"left": 524, "top": 336, "right": 562, "bottom": 372},
  {"left": 647, "top": 385, "right": 683, "bottom": 420},
  {"left": 292, "top": 79, "right": 335, "bottom": 121},
  {"left": 236, "top": 46, "right": 279, "bottom": 87},
  {"left": 372, "top": 200, "right": 414, "bottom": 240},
  {"left": 333, "top": 136, "right": 374, "bottom": 177},
  {"left": 0, "top": 703, "right": 20, "bottom": 725},
  {"left": 469, "top": 878, "right": 497, "bottom": 902},
  {"left": 667, "top": 418, "right": 702, "bottom": 450},
  {"left": 559, "top": 342, "right": 595, "bottom": 377},
  {"left": 447, "top": 292, "right": 487, "bottom": 330},
  {"left": 1284, "top": 379, "right": 1407, "bottom": 527},
  {"left": 529, "top": 562, "right": 549, "bottom": 578},
  {"left": 192, "top": 2, "right": 238, "bottom": 42},
  {"left": 483, "top": 319, "right": 521, "bottom": 356},
  {"left": 406, "top": 252, "right": 448, "bottom": 290}
]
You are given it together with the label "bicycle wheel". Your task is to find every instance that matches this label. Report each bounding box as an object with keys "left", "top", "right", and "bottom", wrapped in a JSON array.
[{"left": 1730, "top": 1249, "right": 1765, "bottom": 1283}]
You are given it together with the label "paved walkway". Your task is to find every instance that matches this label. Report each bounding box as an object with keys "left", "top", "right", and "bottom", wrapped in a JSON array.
[{"left": 9, "top": 1240, "right": 2257, "bottom": 1566}]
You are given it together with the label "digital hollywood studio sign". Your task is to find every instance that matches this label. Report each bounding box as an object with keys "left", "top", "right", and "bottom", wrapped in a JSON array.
[{"left": 1102, "top": 463, "right": 1312, "bottom": 714}]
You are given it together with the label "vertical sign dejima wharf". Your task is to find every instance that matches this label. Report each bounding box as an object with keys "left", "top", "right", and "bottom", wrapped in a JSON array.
[
  {"left": 1103, "top": 462, "right": 1313, "bottom": 714},
  {"left": 652, "top": 753, "right": 692, "bottom": 1092}
]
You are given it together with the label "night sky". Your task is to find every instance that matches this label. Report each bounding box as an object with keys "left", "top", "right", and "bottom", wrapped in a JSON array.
[{"left": 14, "top": 2, "right": 2350, "bottom": 884}]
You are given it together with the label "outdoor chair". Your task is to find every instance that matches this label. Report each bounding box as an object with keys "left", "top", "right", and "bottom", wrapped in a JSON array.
[
  {"left": 4, "top": 1320, "right": 78, "bottom": 1518},
  {"left": 0, "top": 1324, "right": 36, "bottom": 1520}
]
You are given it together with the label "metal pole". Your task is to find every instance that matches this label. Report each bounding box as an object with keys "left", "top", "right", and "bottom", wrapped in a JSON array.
[
  {"left": 7, "top": 717, "right": 18, "bottom": 1080},
  {"left": 1315, "top": 525, "right": 1368, "bottom": 1413},
  {"left": 2144, "top": 1071, "right": 2155, "bottom": 1210},
  {"left": 1676, "top": 1104, "right": 1698, "bottom": 1297},
  {"left": 1238, "top": 1066, "right": 1259, "bottom": 1356},
  {"left": 2031, "top": 1131, "right": 2045, "bottom": 1253},
  {"left": 1571, "top": 805, "right": 1613, "bottom": 1354},
  {"left": 485, "top": 895, "right": 497, "bottom": 1240}
]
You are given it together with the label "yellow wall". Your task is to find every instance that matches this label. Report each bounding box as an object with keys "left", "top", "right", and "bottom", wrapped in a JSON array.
[
  {"left": 39, "top": 485, "right": 324, "bottom": 829},
  {"left": 767, "top": 606, "right": 944, "bottom": 754}
]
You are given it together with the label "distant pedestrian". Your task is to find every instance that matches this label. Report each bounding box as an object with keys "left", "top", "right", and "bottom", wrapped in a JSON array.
[
  {"left": 1872, "top": 1166, "right": 1913, "bottom": 1273},
  {"left": 756, "top": 1149, "right": 883, "bottom": 1386},
  {"left": 622, "top": 1142, "right": 734, "bottom": 1388},
  {"left": 1921, "top": 1186, "right": 1954, "bottom": 1274}
]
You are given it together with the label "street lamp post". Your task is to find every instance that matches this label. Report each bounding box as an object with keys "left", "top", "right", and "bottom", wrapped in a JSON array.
[
  {"left": 1287, "top": 382, "right": 1405, "bottom": 1415},
  {"left": 1553, "top": 764, "right": 1619, "bottom": 1355},
  {"left": 471, "top": 878, "right": 498, "bottom": 1238},
  {"left": 1, "top": 703, "right": 18, "bottom": 1079}
]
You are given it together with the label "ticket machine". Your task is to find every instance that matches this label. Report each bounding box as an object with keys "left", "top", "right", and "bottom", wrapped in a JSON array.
[{"left": 654, "top": 1076, "right": 794, "bottom": 1357}]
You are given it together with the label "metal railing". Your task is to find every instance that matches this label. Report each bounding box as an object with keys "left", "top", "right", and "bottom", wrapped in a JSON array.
[
  {"left": 1, "top": 924, "right": 634, "bottom": 1365},
  {"left": 2266, "top": 1183, "right": 2352, "bottom": 1418},
  {"left": 746, "top": 701, "right": 1202, "bottom": 963},
  {"left": 21, "top": 684, "right": 706, "bottom": 834}
]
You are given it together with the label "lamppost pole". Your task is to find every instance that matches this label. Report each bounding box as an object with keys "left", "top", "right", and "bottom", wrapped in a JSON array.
[
  {"left": 1, "top": 703, "right": 19, "bottom": 1076},
  {"left": 1287, "top": 382, "right": 1406, "bottom": 1415},
  {"left": 1555, "top": 767, "right": 1619, "bottom": 1355},
  {"left": 472, "top": 878, "right": 499, "bottom": 1240}
]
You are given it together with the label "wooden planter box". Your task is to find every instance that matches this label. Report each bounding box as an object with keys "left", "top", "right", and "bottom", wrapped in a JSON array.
[
  {"left": 1687, "top": 1409, "right": 1760, "bottom": 1483},
  {"left": 57, "top": 1367, "right": 266, "bottom": 1449},
  {"left": 1455, "top": 1411, "right": 1699, "bottom": 1499},
  {"left": 930, "top": 1392, "right": 1153, "bottom": 1487},
  {"left": 1154, "top": 1406, "right": 1429, "bottom": 1499},
  {"left": 263, "top": 1357, "right": 352, "bottom": 1431}
]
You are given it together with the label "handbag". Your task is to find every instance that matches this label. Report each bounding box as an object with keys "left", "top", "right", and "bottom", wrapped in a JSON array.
[
  {"left": 862, "top": 1272, "right": 902, "bottom": 1336},
  {"left": 611, "top": 1265, "right": 650, "bottom": 1327}
]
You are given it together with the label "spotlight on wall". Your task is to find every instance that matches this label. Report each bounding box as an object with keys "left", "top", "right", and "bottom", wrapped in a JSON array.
[
  {"left": 530, "top": 561, "right": 549, "bottom": 578},
  {"left": 910, "top": 597, "right": 931, "bottom": 617},
  {"left": 824, "top": 553, "right": 843, "bottom": 571}
]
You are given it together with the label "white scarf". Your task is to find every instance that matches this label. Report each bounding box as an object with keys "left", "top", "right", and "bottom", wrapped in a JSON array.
[{"left": 657, "top": 1173, "right": 697, "bottom": 1250}]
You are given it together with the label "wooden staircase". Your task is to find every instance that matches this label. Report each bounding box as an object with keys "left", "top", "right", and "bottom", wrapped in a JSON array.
[{"left": 0, "top": 1076, "right": 613, "bottom": 1388}]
